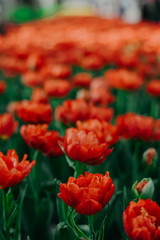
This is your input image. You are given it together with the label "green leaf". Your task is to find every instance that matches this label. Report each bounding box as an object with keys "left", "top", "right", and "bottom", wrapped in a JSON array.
[{"left": 59, "top": 142, "right": 76, "bottom": 170}]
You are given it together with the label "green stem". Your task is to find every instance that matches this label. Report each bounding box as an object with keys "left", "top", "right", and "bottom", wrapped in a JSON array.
[
  {"left": 116, "top": 90, "right": 125, "bottom": 115},
  {"left": 88, "top": 216, "right": 96, "bottom": 240},
  {"left": 150, "top": 98, "right": 159, "bottom": 119},
  {"left": 74, "top": 161, "right": 86, "bottom": 178},
  {"left": 68, "top": 210, "right": 90, "bottom": 240},
  {"left": 32, "top": 150, "right": 40, "bottom": 190},
  {"left": 132, "top": 141, "right": 140, "bottom": 183},
  {"left": 2, "top": 189, "right": 10, "bottom": 240}
]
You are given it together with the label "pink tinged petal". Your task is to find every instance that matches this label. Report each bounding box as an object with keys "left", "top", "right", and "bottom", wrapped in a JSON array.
[{"left": 76, "top": 199, "right": 102, "bottom": 215}]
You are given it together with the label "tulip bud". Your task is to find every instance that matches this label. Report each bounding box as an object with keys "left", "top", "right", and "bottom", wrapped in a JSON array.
[
  {"left": 132, "top": 178, "right": 154, "bottom": 199},
  {"left": 143, "top": 148, "right": 157, "bottom": 167}
]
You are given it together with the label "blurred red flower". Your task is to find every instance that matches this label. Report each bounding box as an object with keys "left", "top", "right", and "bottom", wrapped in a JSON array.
[
  {"left": 0, "top": 80, "right": 6, "bottom": 94},
  {"left": 105, "top": 69, "right": 144, "bottom": 91},
  {"left": 31, "top": 88, "right": 49, "bottom": 104},
  {"left": 76, "top": 119, "right": 119, "bottom": 145},
  {"left": 58, "top": 171, "right": 115, "bottom": 215},
  {"left": 146, "top": 79, "right": 160, "bottom": 97},
  {"left": 72, "top": 72, "right": 92, "bottom": 88},
  {"left": 21, "top": 71, "right": 42, "bottom": 87},
  {"left": 0, "top": 113, "right": 18, "bottom": 139},
  {"left": 123, "top": 199, "right": 160, "bottom": 240},
  {"left": 63, "top": 127, "right": 112, "bottom": 165},
  {"left": 90, "top": 78, "right": 115, "bottom": 106},
  {"left": 20, "top": 124, "right": 63, "bottom": 157},
  {"left": 89, "top": 104, "right": 114, "bottom": 122},
  {"left": 81, "top": 54, "right": 104, "bottom": 70},
  {"left": 40, "top": 63, "right": 72, "bottom": 79},
  {"left": 13, "top": 100, "right": 52, "bottom": 124},
  {"left": 116, "top": 113, "right": 154, "bottom": 141},
  {"left": 0, "top": 149, "right": 36, "bottom": 188},
  {"left": 43, "top": 79, "right": 71, "bottom": 98},
  {"left": 55, "top": 99, "right": 89, "bottom": 125}
]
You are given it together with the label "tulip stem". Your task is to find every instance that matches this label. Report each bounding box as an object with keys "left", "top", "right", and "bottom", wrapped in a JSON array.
[
  {"left": 68, "top": 209, "right": 90, "bottom": 240},
  {"left": 151, "top": 99, "right": 159, "bottom": 119},
  {"left": 132, "top": 141, "right": 141, "bottom": 183},
  {"left": 88, "top": 216, "right": 96, "bottom": 240},
  {"left": 117, "top": 90, "right": 125, "bottom": 115},
  {"left": 1, "top": 189, "right": 10, "bottom": 239}
]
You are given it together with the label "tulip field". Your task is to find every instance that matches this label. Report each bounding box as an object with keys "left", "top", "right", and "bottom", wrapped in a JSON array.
[{"left": 1, "top": 16, "right": 160, "bottom": 240}]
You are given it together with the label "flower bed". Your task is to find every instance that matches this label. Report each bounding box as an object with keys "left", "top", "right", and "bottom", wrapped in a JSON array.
[{"left": 0, "top": 16, "right": 160, "bottom": 240}]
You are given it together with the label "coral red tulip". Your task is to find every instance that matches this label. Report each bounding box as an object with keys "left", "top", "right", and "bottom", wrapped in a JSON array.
[
  {"left": 55, "top": 99, "right": 89, "bottom": 125},
  {"left": 0, "top": 113, "right": 18, "bottom": 139},
  {"left": 31, "top": 88, "right": 49, "bottom": 104},
  {"left": 89, "top": 104, "right": 114, "bottom": 122},
  {"left": 0, "top": 149, "right": 36, "bottom": 188},
  {"left": 63, "top": 127, "right": 112, "bottom": 165},
  {"left": 20, "top": 124, "right": 63, "bottom": 157},
  {"left": 105, "top": 69, "right": 144, "bottom": 91},
  {"left": 72, "top": 72, "right": 92, "bottom": 88},
  {"left": 116, "top": 113, "right": 154, "bottom": 141},
  {"left": 43, "top": 79, "right": 71, "bottom": 98},
  {"left": 58, "top": 171, "right": 115, "bottom": 215},
  {"left": 146, "top": 79, "right": 160, "bottom": 97},
  {"left": 76, "top": 119, "right": 119, "bottom": 145},
  {"left": 123, "top": 199, "right": 160, "bottom": 240},
  {"left": 13, "top": 100, "right": 52, "bottom": 124},
  {"left": 21, "top": 71, "right": 42, "bottom": 87}
]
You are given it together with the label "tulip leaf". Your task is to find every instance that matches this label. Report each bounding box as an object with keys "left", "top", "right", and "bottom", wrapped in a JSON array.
[
  {"left": 6, "top": 203, "right": 18, "bottom": 228},
  {"left": 59, "top": 142, "right": 76, "bottom": 170}
]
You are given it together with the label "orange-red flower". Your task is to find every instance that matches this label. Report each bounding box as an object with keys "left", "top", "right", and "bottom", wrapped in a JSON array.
[
  {"left": 63, "top": 127, "right": 112, "bottom": 165},
  {"left": 105, "top": 69, "right": 144, "bottom": 91},
  {"left": 123, "top": 199, "right": 160, "bottom": 240},
  {"left": 116, "top": 113, "right": 154, "bottom": 141},
  {"left": 90, "top": 78, "right": 115, "bottom": 106},
  {"left": 81, "top": 54, "right": 104, "bottom": 70},
  {"left": 21, "top": 71, "right": 42, "bottom": 87},
  {"left": 146, "top": 79, "right": 160, "bottom": 97},
  {"left": 72, "top": 72, "right": 92, "bottom": 88},
  {"left": 58, "top": 171, "right": 115, "bottom": 215},
  {"left": 0, "top": 113, "right": 18, "bottom": 139},
  {"left": 0, "top": 149, "right": 36, "bottom": 188},
  {"left": 55, "top": 99, "right": 89, "bottom": 125},
  {"left": 89, "top": 104, "right": 114, "bottom": 122},
  {"left": 13, "top": 100, "right": 52, "bottom": 124},
  {"left": 40, "top": 63, "right": 72, "bottom": 79},
  {"left": 0, "top": 80, "right": 6, "bottom": 94},
  {"left": 43, "top": 79, "right": 71, "bottom": 98},
  {"left": 76, "top": 119, "right": 119, "bottom": 145},
  {"left": 31, "top": 88, "right": 49, "bottom": 104},
  {"left": 20, "top": 124, "right": 63, "bottom": 157}
]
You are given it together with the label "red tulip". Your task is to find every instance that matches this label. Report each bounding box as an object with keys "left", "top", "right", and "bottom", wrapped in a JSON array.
[
  {"left": 116, "top": 113, "right": 154, "bottom": 141},
  {"left": 123, "top": 199, "right": 160, "bottom": 240},
  {"left": 20, "top": 124, "right": 63, "bottom": 157},
  {"left": 0, "top": 149, "right": 36, "bottom": 188},
  {"left": 0, "top": 113, "right": 18, "bottom": 139},
  {"left": 76, "top": 119, "right": 119, "bottom": 145},
  {"left": 63, "top": 127, "right": 112, "bottom": 165},
  {"left": 58, "top": 171, "right": 115, "bottom": 215},
  {"left": 13, "top": 100, "right": 52, "bottom": 124}
]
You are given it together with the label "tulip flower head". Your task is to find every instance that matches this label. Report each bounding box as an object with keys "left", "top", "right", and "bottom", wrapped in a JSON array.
[{"left": 58, "top": 171, "right": 115, "bottom": 215}]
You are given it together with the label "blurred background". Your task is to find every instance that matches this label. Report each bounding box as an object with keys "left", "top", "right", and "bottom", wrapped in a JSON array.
[{"left": 0, "top": 0, "right": 160, "bottom": 25}]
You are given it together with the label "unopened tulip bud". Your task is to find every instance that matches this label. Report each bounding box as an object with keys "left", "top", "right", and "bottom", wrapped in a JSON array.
[
  {"left": 143, "top": 148, "right": 157, "bottom": 167},
  {"left": 132, "top": 178, "right": 154, "bottom": 199}
]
